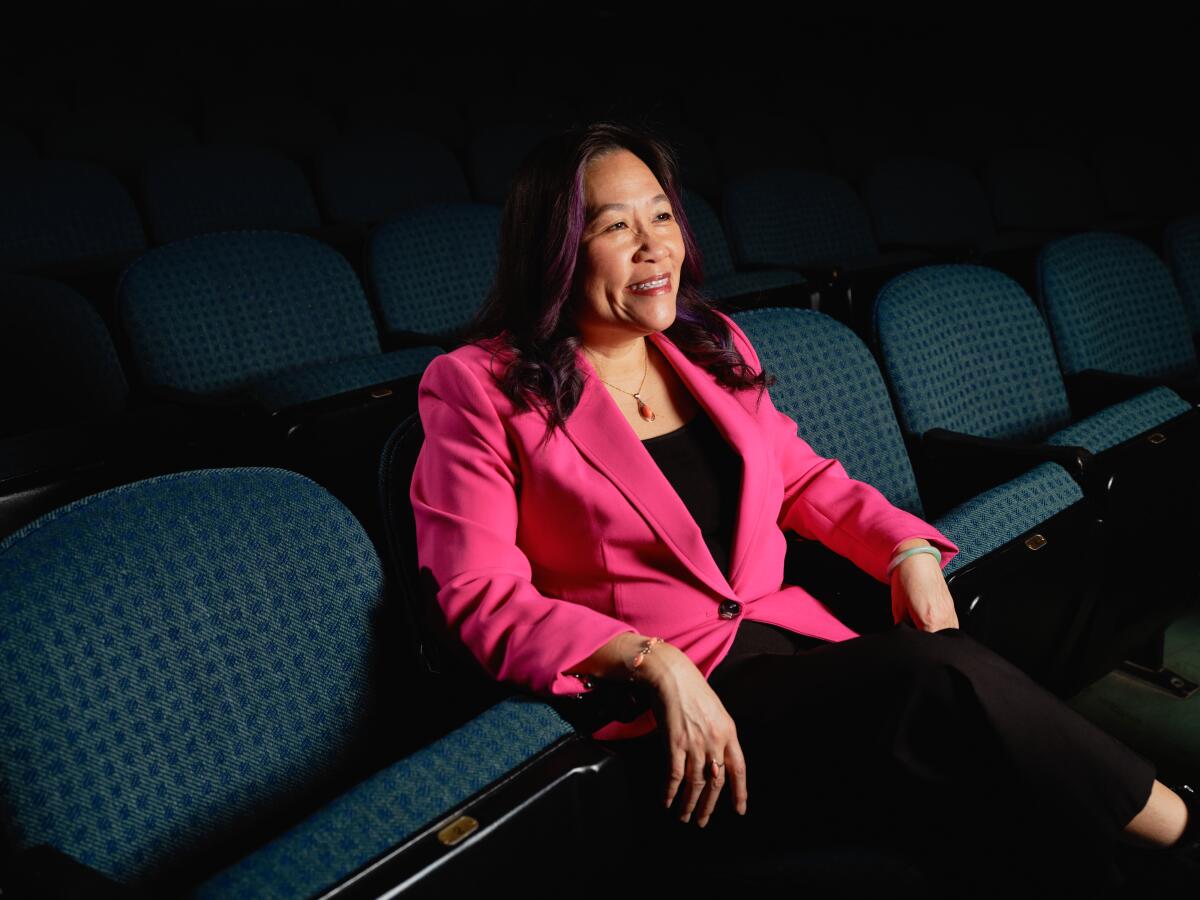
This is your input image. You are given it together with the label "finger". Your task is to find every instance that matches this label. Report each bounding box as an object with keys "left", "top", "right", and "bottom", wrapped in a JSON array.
[
  {"left": 726, "top": 740, "right": 748, "bottom": 816},
  {"left": 679, "top": 746, "right": 708, "bottom": 823},
  {"left": 663, "top": 744, "right": 686, "bottom": 810},
  {"left": 695, "top": 757, "right": 726, "bottom": 828}
]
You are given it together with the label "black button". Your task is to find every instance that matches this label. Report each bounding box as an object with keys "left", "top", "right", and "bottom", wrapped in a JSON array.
[{"left": 718, "top": 600, "right": 742, "bottom": 619}]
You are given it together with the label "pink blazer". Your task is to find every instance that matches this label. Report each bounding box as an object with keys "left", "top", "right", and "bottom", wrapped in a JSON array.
[{"left": 410, "top": 310, "right": 959, "bottom": 741}]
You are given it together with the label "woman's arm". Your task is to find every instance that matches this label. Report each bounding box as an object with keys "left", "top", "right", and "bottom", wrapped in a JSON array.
[
  {"left": 717, "top": 310, "right": 961, "bottom": 581},
  {"left": 411, "top": 352, "right": 637, "bottom": 698}
]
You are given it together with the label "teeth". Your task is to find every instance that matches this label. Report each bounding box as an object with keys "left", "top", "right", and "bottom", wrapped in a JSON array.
[{"left": 631, "top": 276, "right": 668, "bottom": 291}]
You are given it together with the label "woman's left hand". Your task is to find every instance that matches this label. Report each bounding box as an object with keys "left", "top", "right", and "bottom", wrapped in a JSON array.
[{"left": 891, "top": 551, "right": 960, "bottom": 632}]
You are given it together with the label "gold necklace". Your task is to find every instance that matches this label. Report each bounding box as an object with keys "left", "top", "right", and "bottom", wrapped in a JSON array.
[{"left": 584, "top": 341, "right": 657, "bottom": 422}]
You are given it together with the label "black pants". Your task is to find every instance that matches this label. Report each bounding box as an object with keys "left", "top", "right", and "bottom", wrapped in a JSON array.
[{"left": 602, "top": 621, "right": 1158, "bottom": 896}]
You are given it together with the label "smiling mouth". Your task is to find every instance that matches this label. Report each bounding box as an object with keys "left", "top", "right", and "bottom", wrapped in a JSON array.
[{"left": 628, "top": 274, "right": 671, "bottom": 294}]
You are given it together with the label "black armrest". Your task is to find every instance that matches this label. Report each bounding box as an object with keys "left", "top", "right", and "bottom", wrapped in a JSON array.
[
  {"left": 923, "top": 427, "right": 1091, "bottom": 474},
  {"left": 914, "top": 428, "right": 1092, "bottom": 519},
  {"left": 1064, "top": 369, "right": 1170, "bottom": 419},
  {"left": 4, "top": 844, "right": 145, "bottom": 899}
]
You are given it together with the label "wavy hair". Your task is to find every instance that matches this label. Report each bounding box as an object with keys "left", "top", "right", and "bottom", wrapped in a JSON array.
[{"left": 459, "top": 119, "right": 774, "bottom": 450}]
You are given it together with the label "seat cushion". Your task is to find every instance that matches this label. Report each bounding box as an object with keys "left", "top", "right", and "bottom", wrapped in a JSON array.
[
  {"left": 934, "top": 462, "right": 1085, "bottom": 575},
  {"left": 250, "top": 346, "right": 442, "bottom": 412},
  {"left": 194, "top": 695, "right": 575, "bottom": 899},
  {"left": 1046, "top": 387, "right": 1192, "bottom": 454}
]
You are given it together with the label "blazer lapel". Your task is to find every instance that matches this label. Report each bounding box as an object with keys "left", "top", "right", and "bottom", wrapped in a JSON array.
[{"left": 563, "top": 328, "right": 770, "bottom": 599}]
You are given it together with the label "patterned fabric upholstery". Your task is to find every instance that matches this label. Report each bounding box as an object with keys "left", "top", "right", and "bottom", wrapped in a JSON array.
[
  {"left": 1036, "top": 232, "right": 1198, "bottom": 379},
  {"left": 368, "top": 203, "right": 501, "bottom": 338},
  {"left": 1164, "top": 215, "right": 1200, "bottom": 333},
  {"left": 733, "top": 307, "right": 926, "bottom": 517},
  {"left": 0, "top": 469, "right": 386, "bottom": 885},
  {"left": 874, "top": 265, "right": 1073, "bottom": 440},
  {"left": 118, "top": 230, "right": 383, "bottom": 396},
  {"left": 0, "top": 159, "right": 146, "bottom": 271},
  {"left": 141, "top": 146, "right": 322, "bottom": 245},
  {"left": 732, "top": 306, "right": 1085, "bottom": 572},
  {"left": 249, "top": 345, "right": 443, "bottom": 412},
  {"left": 862, "top": 156, "right": 995, "bottom": 249},
  {"left": 0, "top": 274, "right": 128, "bottom": 438},
  {"left": 984, "top": 149, "right": 1103, "bottom": 232},
  {"left": 683, "top": 187, "right": 738, "bottom": 279},
  {"left": 317, "top": 133, "right": 471, "bottom": 226},
  {"left": 1046, "top": 387, "right": 1192, "bottom": 454},
  {"left": 194, "top": 695, "right": 574, "bottom": 899},
  {"left": 682, "top": 188, "right": 806, "bottom": 302},
  {"left": 934, "top": 463, "right": 1084, "bottom": 576},
  {"left": 722, "top": 168, "right": 878, "bottom": 269}
]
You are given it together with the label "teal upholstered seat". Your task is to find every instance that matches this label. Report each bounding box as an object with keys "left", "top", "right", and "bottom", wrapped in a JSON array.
[
  {"left": 367, "top": 203, "right": 502, "bottom": 343},
  {"left": 1037, "top": 232, "right": 1200, "bottom": 385},
  {"left": 0, "top": 468, "right": 586, "bottom": 895},
  {"left": 732, "top": 306, "right": 1086, "bottom": 578},
  {"left": 117, "top": 230, "right": 429, "bottom": 409}
]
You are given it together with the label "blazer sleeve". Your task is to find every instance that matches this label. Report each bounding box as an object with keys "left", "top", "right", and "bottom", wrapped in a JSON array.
[
  {"left": 409, "top": 352, "right": 636, "bottom": 698},
  {"left": 717, "top": 311, "right": 960, "bottom": 583}
]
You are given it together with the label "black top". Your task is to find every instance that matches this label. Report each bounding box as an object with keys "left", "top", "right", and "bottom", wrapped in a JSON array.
[{"left": 640, "top": 408, "right": 829, "bottom": 673}]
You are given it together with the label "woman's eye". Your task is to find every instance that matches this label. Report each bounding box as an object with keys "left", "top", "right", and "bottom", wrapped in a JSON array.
[{"left": 607, "top": 213, "right": 672, "bottom": 232}]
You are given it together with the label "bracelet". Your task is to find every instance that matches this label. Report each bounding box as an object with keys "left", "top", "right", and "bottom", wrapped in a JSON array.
[
  {"left": 627, "top": 636, "right": 664, "bottom": 682},
  {"left": 887, "top": 545, "right": 942, "bottom": 577}
]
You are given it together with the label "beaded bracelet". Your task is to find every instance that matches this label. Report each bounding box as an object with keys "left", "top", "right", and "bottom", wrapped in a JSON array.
[
  {"left": 626, "top": 637, "right": 664, "bottom": 682},
  {"left": 887, "top": 545, "right": 942, "bottom": 577},
  {"left": 565, "top": 636, "right": 665, "bottom": 691}
]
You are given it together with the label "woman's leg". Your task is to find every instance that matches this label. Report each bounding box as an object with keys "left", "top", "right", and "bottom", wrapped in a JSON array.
[{"left": 617, "top": 623, "right": 1160, "bottom": 894}]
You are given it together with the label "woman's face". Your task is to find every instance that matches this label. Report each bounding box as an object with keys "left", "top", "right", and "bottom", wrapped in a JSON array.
[{"left": 573, "top": 148, "right": 684, "bottom": 345}]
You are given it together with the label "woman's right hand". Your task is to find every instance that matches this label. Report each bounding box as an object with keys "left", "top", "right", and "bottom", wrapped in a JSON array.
[{"left": 639, "top": 643, "right": 748, "bottom": 828}]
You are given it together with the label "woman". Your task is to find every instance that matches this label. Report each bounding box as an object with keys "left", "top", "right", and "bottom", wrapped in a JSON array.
[{"left": 408, "top": 120, "right": 1198, "bottom": 894}]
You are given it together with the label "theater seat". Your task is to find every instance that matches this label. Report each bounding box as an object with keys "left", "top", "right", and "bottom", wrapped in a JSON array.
[
  {"left": 0, "top": 468, "right": 623, "bottom": 897},
  {"left": 734, "top": 306, "right": 1106, "bottom": 694}
]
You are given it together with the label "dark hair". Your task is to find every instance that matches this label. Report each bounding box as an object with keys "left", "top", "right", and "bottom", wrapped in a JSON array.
[{"left": 459, "top": 119, "right": 774, "bottom": 450}]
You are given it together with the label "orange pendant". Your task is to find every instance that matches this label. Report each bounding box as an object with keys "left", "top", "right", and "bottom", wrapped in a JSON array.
[{"left": 635, "top": 394, "right": 656, "bottom": 422}]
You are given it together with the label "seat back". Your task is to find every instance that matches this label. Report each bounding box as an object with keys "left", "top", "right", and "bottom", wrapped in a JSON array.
[
  {"left": 732, "top": 306, "right": 926, "bottom": 518},
  {"left": 117, "top": 230, "right": 381, "bottom": 396},
  {"left": 0, "top": 159, "right": 146, "bottom": 273},
  {"left": 0, "top": 274, "right": 128, "bottom": 438},
  {"left": 723, "top": 167, "right": 878, "bottom": 269},
  {"left": 1037, "top": 232, "right": 1198, "bottom": 380},
  {"left": 140, "top": 146, "right": 322, "bottom": 245},
  {"left": 367, "top": 203, "right": 501, "bottom": 343},
  {"left": 875, "top": 264, "right": 1073, "bottom": 440},
  {"left": 0, "top": 468, "right": 392, "bottom": 888}
]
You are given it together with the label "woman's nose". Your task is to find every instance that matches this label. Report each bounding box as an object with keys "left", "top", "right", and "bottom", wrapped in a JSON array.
[{"left": 633, "top": 227, "right": 670, "bottom": 259}]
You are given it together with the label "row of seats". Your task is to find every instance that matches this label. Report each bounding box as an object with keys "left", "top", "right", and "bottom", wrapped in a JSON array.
[
  {"left": 4, "top": 298, "right": 1196, "bottom": 896},
  {"left": 4, "top": 218, "right": 1197, "bottom": 444},
  {"left": 5, "top": 190, "right": 1200, "bottom": 425},
  {"left": 4, "top": 224, "right": 1199, "bottom": 549},
  {"left": 4, "top": 139, "right": 1196, "bottom": 283},
  {"left": 6, "top": 93, "right": 1199, "bottom": 209}
]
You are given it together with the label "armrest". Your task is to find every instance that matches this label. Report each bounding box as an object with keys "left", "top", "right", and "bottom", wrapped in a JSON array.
[
  {"left": 923, "top": 428, "right": 1092, "bottom": 474},
  {"left": 1064, "top": 369, "right": 1170, "bottom": 419},
  {"left": 915, "top": 428, "right": 1092, "bottom": 519},
  {"left": 4, "top": 844, "right": 144, "bottom": 899}
]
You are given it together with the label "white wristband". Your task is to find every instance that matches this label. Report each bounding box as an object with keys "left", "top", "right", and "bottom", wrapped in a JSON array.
[{"left": 887, "top": 545, "right": 942, "bottom": 577}]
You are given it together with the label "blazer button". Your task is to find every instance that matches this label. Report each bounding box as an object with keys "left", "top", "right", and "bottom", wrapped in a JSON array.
[{"left": 718, "top": 600, "right": 742, "bottom": 619}]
